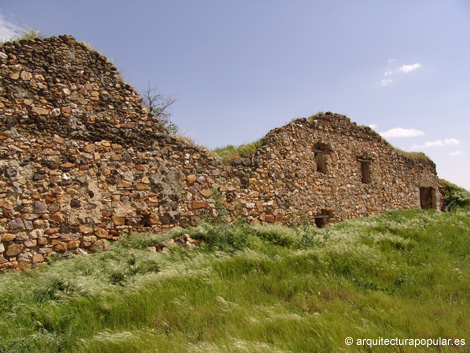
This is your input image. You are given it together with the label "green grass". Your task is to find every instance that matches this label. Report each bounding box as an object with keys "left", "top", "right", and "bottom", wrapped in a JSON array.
[
  {"left": 392, "top": 147, "right": 430, "bottom": 160},
  {"left": 1, "top": 207, "right": 469, "bottom": 352},
  {"left": 212, "top": 139, "right": 264, "bottom": 163},
  {"left": 0, "top": 28, "right": 45, "bottom": 45}
]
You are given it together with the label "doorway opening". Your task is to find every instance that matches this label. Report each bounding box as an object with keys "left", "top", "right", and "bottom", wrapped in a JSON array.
[{"left": 419, "top": 187, "right": 436, "bottom": 209}]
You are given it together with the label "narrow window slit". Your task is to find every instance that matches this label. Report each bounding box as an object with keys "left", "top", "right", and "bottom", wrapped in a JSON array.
[
  {"left": 313, "top": 149, "right": 327, "bottom": 173},
  {"left": 358, "top": 158, "right": 372, "bottom": 184}
]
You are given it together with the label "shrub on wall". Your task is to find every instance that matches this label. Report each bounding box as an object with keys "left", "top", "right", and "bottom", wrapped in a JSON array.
[{"left": 440, "top": 179, "right": 470, "bottom": 211}]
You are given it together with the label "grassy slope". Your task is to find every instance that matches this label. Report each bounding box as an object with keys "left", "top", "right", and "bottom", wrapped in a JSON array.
[{"left": 1, "top": 207, "right": 469, "bottom": 353}]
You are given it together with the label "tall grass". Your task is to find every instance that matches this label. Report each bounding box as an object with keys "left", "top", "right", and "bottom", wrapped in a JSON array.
[
  {"left": 1, "top": 205, "right": 469, "bottom": 352},
  {"left": 0, "top": 28, "right": 45, "bottom": 45},
  {"left": 212, "top": 139, "right": 264, "bottom": 163}
]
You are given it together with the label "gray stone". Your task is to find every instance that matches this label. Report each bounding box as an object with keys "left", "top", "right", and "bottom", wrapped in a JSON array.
[
  {"left": 91, "top": 239, "right": 110, "bottom": 251},
  {"left": 8, "top": 218, "right": 25, "bottom": 231},
  {"left": 4, "top": 167, "right": 17, "bottom": 178},
  {"left": 33, "top": 201, "right": 47, "bottom": 214}
]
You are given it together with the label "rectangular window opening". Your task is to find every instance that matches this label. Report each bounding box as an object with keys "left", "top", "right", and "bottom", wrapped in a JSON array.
[
  {"left": 360, "top": 160, "right": 372, "bottom": 184},
  {"left": 314, "top": 149, "right": 327, "bottom": 173}
]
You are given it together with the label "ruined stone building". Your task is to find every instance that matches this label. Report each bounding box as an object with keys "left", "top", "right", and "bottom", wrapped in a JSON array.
[{"left": 0, "top": 35, "right": 441, "bottom": 270}]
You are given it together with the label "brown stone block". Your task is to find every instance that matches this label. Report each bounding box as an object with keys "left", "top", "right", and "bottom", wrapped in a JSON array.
[
  {"left": 50, "top": 213, "right": 65, "bottom": 222},
  {"left": 200, "top": 189, "right": 212, "bottom": 198},
  {"left": 32, "top": 106, "right": 49, "bottom": 115},
  {"left": 32, "top": 253, "right": 44, "bottom": 263},
  {"left": 142, "top": 213, "right": 159, "bottom": 226},
  {"left": 265, "top": 214, "right": 276, "bottom": 223},
  {"left": 9, "top": 72, "right": 20, "bottom": 80},
  {"left": 84, "top": 144, "right": 95, "bottom": 153},
  {"left": 18, "top": 262, "right": 32, "bottom": 271},
  {"left": 24, "top": 240, "right": 37, "bottom": 248},
  {"left": 67, "top": 240, "right": 81, "bottom": 249},
  {"left": 54, "top": 243, "right": 67, "bottom": 252},
  {"left": 186, "top": 175, "right": 197, "bottom": 185},
  {"left": 95, "top": 228, "right": 109, "bottom": 238},
  {"left": 37, "top": 237, "right": 48, "bottom": 245},
  {"left": 109, "top": 229, "right": 119, "bottom": 237},
  {"left": 1, "top": 233, "right": 16, "bottom": 242},
  {"left": 192, "top": 200, "right": 209, "bottom": 209},
  {"left": 53, "top": 134, "right": 64, "bottom": 144},
  {"left": 118, "top": 180, "right": 132, "bottom": 188},
  {"left": 136, "top": 183, "right": 150, "bottom": 190},
  {"left": 112, "top": 216, "right": 125, "bottom": 226},
  {"left": 45, "top": 228, "right": 60, "bottom": 235},
  {"left": 6, "top": 244, "right": 24, "bottom": 257},
  {"left": 79, "top": 224, "right": 93, "bottom": 234}
]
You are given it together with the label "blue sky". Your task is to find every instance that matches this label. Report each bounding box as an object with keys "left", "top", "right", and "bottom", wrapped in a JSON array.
[{"left": 1, "top": 0, "right": 469, "bottom": 189}]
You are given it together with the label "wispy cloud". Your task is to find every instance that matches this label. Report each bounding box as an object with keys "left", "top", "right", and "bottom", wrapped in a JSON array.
[
  {"left": 411, "top": 138, "right": 460, "bottom": 150},
  {"left": 0, "top": 9, "right": 19, "bottom": 41},
  {"left": 381, "top": 78, "right": 393, "bottom": 86},
  {"left": 398, "top": 63, "right": 421, "bottom": 73},
  {"left": 380, "top": 128, "right": 424, "bottom": 139},
  {"left": 380, "top": 60, "right": 422, "bottom": 86},
  {"left": 449, "top": 151, "right": 463, "bottom": 156},
  {"left": 368, "top": 124, "right": 378, "bottom": 130}
]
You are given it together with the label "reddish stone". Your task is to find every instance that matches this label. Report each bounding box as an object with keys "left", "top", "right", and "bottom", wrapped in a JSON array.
[
  {"left": 32, "top": 253, "right": 44, "bottom": 263},
  {"left": 54, "top": 243, "right": 67, "bottom": 252},
  {"left": 265, "top": 214, "right": 276, "bottom": 223},
  {"left": 45, "top": 228, "right": 60, "bottom": 235},
  {"left": 192, "top": 200, "right": 209, "bottom": 209},
  {"left": 94, "top": 228, "right": 109, "bottom": 238},
  {"left": 111, "top": 216, "right": 125, "bottom": 226},
  {"left": 186, "top": 175, "right": 197, "bottom": 185}
]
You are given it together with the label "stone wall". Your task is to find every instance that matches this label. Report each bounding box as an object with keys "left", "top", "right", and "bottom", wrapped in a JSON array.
[{"left": 0, "top": 35, "right": 440, "bottom": 271}]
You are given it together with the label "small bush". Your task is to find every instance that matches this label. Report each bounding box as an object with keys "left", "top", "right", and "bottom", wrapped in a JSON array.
[{"left": 440, "top": 179, "right": 470, "bottom": 211}]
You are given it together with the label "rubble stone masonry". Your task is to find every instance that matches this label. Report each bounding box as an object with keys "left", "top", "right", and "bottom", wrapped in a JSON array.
[{"left": 0, "top": 35, "right": 440, "bottom": 271}]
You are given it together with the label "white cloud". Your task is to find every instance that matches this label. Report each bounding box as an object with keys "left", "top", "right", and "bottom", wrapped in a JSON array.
[
  {"left": 368, "top": 124, "right": 377, "bottom": 130},
  {"left": 380, "top": 128, "right": 424, "bottom": 139},
  {"left": 0, "top": 10, "right": 19, "bottom": 41},
  {"left": 449, "top": 151, "right": 463, "bottom": 156},
  {"left": 411, "top": 138, "right": 460, "bottom": 150},
  {"left": 380, "top": 60, "right": 422, "bottom": 86},
  {"left": 398, "top": 63, "right": 421, "bottom": 73}
]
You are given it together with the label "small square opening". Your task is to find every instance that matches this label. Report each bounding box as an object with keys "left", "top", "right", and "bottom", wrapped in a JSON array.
[
  {"left": 314, "top": 210, "right": 333, "bottom": 228},
  {"left": 314, "top": 216, "right": 327, "bottom": 228}
]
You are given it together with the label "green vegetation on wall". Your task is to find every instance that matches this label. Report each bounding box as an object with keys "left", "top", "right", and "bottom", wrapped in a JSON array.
[
  {"left": 0, "top": 28, "right": 45, "bottom": 45},
  {"left": 440, "top": 179, "right": 470, "bottom": 211},
  {"left": 212, "top": 138, "right": 265, "bottom": 163}
]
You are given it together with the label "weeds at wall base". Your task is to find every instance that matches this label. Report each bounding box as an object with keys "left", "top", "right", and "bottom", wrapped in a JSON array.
[{"left": 1, "top": 204, "right": 469, "bottom": 352}]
